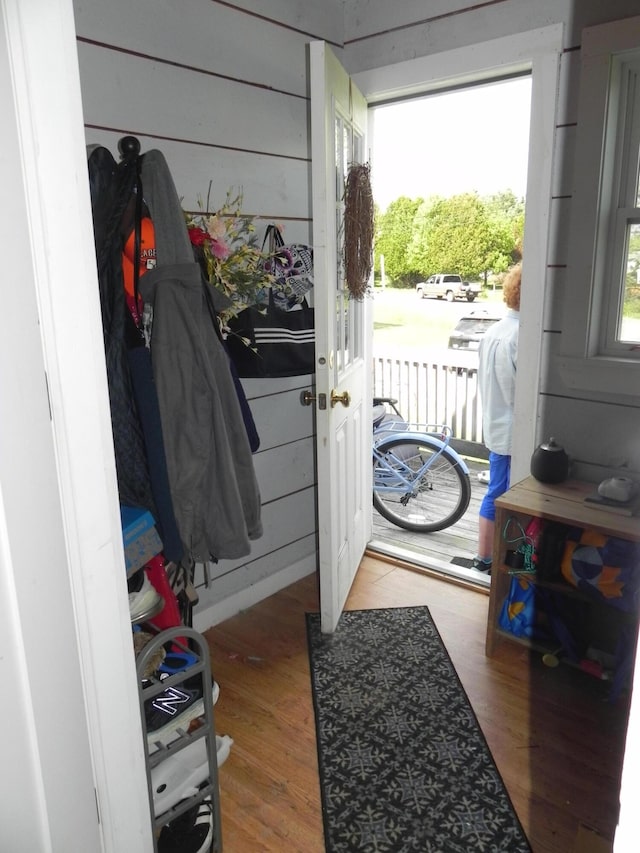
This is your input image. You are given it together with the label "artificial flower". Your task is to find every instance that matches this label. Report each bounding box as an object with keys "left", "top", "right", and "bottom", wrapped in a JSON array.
[{"left": 185, "top": 188, "right": 274, "bottom": 332}]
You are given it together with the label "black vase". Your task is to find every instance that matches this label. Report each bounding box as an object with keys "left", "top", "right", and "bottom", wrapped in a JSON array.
[{"left": 531, "top": 438, "right": 569, "bottom": 484}]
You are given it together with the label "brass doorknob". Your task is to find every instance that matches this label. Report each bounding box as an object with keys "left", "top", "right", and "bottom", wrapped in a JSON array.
[
  {"left": 300, "top": 390, "right": 316, "bottom": 406},
  {"left": 330, "top": 389, "right": 351, "bottom": 408}
]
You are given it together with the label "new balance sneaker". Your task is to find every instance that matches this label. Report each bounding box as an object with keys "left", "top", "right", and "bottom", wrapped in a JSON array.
[
  {"left": 145, "top": 678, "right": 220, "bottom": 749},
  {"left": 158, "top": 794, "right": 214, "bottom": 853}
]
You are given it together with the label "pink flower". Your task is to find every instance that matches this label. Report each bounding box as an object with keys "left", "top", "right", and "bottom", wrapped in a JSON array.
[
  {"left": 206, "top": 215, "right": 227, "bottom": 241},
  {"left": 210, "top": 238, "right": 231, "bottom": 260}
]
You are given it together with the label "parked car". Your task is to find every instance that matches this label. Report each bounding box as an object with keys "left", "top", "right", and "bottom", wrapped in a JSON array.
[
  {"left": 416, "top": 274, "right": 481, "bottom": 302},
  {"left": 448, "top": 310, "right": 502, "bottom": 350}
]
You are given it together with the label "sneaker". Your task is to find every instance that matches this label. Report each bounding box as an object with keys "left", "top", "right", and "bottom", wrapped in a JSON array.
[
  {"left": 145, "top": 680, "right": 220, "bottom": 749},
  {"left": 216, "top": 733, "right": 233, "bottom": 768},
  {"left": 158, "top": 794, "right": 213, "bottom": 853},
  {"left": 128, "top": 570, "right": 163, "bottom": 622},
  {"left": 152, "top": 737, "right": 210, "bottom": 815},
  {"left": 471, "top": 556, "right": 492, "bottom": 575},
  {"left": 152, "top": 733, "right": 233, "bottom": 815}
]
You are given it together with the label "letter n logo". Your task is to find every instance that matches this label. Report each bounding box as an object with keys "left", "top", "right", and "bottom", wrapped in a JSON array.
[{"left": 152, "top": 686, "right": 191, "bottom": 717}]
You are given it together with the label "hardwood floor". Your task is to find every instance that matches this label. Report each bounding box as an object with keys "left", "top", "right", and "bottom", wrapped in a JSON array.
[{"left": 204, "top": 556, "right": 629, "bottom": 852}]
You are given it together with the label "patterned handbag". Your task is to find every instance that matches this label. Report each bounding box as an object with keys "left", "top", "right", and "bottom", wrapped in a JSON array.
[{"left": 259, "top": 224, "right": 313, "bottom": 310}]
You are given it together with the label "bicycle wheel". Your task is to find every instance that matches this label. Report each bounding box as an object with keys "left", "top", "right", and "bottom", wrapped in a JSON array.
[{"left": 373, "top": 436, "right": 471, "bottom": 532}]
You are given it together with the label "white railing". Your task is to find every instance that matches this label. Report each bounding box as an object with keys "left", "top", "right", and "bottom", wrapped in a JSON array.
[{"left": 372, "top": 346, "right": 485, "bottom": 447}]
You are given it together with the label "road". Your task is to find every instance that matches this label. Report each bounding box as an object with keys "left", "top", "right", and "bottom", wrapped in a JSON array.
[{"left": 372, "top": 285, "right": 505, "bottom": 353}]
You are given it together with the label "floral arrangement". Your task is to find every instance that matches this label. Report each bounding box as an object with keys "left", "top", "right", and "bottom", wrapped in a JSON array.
[{"left": 185, "top": 188, "right": 274, "bottom": 331}]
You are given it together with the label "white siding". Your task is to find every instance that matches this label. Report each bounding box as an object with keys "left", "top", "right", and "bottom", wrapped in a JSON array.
[{"left": 73, "top": 0, "right": 337, "bottom": 623}]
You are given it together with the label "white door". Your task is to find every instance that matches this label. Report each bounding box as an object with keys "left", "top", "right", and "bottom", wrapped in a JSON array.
[{"left": 310, "top": 41, "right": 372, "bottom": 633}]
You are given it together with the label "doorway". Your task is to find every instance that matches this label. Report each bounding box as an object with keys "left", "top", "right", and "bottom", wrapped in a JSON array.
[{"left": 360, "top": 70, "right": 534, "bottom": 586}]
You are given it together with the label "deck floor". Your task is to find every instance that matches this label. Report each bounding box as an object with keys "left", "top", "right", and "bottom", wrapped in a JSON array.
[{"left": 369, "top": 455, "right": 491, "bottom": 588}]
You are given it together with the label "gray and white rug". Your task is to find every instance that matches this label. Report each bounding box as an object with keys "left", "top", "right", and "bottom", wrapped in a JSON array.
[{"left": 306, "top": 607, "right": 531, "bottom": 852}]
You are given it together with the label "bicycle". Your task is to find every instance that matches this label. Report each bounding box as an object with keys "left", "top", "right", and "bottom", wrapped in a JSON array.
[{"left": 372, "top": 397, "right": 472, "bottom": 533}]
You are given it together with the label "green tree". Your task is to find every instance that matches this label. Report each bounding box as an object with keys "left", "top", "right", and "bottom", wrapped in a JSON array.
[
  {"left": 405, "top": 195, "right": 442, "bottom": 276},
  {"left": 408, "top": 192, "right": 514, "bottom": 280},
  {"left": 483, "top": 189, "right": 525, "bottom": 224},
  {"left": 375, "top": 196, "right": 423, "bottom": 285},
  {"left": 483, "top": 190, "right": 526, "bottom": 264}
]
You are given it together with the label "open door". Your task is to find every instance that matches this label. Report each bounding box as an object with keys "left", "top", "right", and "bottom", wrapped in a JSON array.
[{"left": 310, "top": 41, "right": 372, "bottom": 633}]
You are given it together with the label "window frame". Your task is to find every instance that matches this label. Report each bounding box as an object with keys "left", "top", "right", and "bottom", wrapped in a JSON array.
[
  {"left": 558, "top": 15, "right": 640, "bottom": 396},
  {"left": 601, "top": 53, "right": 640, "bottom": 356}
]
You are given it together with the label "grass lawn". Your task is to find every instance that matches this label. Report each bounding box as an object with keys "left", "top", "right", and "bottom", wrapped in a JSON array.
[{"left": 372, "top": 286, "right": 505, "bottom": 350}]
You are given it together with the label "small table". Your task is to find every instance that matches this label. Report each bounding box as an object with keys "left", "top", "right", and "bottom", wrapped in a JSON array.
[{"left": 485, "top": 476, "right": 640, "bottom": 658}]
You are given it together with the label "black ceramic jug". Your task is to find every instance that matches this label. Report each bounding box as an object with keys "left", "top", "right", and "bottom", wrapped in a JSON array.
[{"left": 530, "top": 438, "right": 569, "bottom": 484}]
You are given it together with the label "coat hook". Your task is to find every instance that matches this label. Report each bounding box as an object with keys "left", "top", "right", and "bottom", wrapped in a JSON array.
[{"left": 118, "top": 135, "right": 141, "bottom": 160}]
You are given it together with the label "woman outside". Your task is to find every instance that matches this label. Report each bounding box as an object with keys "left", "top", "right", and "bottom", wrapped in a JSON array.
[{"left": 472, "top": 263, "right": 521, "bottom": 574}]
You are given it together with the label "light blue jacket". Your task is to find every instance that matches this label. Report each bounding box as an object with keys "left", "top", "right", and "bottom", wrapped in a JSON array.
[{"left": 478, "top": 309, "right": 519, "bottom": 455}]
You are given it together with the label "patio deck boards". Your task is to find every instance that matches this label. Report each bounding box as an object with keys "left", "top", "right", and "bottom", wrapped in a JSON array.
[{"left": 369, "top": 456, "right": 492, "bottom": 588}]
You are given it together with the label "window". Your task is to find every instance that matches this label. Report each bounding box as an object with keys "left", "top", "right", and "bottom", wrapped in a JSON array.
[
  {"left": 601, "top": 54, "right": 640, "bottom": 356},
  {"left": 559, "top": 15, "right": 640, "bottom": 395}
]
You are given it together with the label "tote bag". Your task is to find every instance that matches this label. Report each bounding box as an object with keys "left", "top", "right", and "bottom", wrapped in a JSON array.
[
  {"left": 259, "top": 224, "right": 313, "bottom": 310},
  {"left": 225, "top": 292, "right": 315, "bottom": 378}
]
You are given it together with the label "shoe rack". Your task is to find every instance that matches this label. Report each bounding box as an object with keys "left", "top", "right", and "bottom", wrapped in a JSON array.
[{"left": 135, "top": 625, "right": 223, "bottom": 852}]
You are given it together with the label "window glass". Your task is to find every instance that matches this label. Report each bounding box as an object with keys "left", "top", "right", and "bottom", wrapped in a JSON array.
[
  {"left": 601, "top": 55, "right": 640, "bottom": 355},
  {"left": 333, "top": 108, "right": 365, "bottom": 375},
  {"left": 620, "top": 221, "right": 640, "bottom": 343}
]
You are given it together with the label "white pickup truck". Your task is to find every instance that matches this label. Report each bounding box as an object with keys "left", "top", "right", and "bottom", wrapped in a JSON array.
[{"left": 416, "top": 274, "right": 481, "bottom": 302}]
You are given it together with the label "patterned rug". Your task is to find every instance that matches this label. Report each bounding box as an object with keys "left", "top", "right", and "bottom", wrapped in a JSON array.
[{"left": 306, "top": 607, "right": 531, "bottom": 853}]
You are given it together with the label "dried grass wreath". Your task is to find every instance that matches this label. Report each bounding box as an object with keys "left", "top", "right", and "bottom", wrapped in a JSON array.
[{"left": 343, "top": 162, "right": 374, "bottom": 300}]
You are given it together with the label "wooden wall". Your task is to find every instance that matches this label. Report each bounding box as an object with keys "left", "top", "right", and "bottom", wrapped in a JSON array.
[{"left": 73, "top": 0, "right": 640, "bottom": 629}]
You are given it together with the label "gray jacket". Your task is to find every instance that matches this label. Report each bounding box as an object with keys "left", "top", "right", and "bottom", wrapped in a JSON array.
[{"left": 139, "top": 150, "right": 262, "bottom": 561}]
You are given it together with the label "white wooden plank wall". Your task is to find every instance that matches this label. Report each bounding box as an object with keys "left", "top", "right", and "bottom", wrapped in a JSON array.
[
  {"left": 73, "top": 0, "right": 640, "bottom": 627},
  {"left": 72, "top": 0, "right": 344, "bottom": 625},
  {"left": 342, "top": 0, "right": 640, "bottom": 481}
]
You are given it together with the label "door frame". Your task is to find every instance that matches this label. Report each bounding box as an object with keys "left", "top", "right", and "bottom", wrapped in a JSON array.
[
  {"left": 1, "top": 1, "right": 151, "bottom": 849},
  {"left": 352, "top": 22, "right": 564, "bottom": 485}
]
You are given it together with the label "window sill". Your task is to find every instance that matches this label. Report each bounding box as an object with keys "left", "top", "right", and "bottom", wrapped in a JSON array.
[{"left": 556, "top": 355, "right": 640, "bottom": 398}]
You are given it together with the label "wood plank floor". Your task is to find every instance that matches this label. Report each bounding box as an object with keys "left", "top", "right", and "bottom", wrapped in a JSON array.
[{"left": 204, "top": 557, "right": 630, "bottom": 853}]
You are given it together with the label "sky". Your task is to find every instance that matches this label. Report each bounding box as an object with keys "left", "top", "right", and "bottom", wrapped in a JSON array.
[{"left": 370, "top": 76, "right": 532, "bottom": 212}]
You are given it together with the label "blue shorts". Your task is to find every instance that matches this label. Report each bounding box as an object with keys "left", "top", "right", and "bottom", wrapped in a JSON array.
[{"left": 479, "top": 452, "right": 511, "bottom": 521}]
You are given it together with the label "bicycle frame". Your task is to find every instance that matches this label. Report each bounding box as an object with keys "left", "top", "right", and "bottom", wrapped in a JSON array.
[{"left": 373, "top": 429, "right": 469, "bottom": 496}]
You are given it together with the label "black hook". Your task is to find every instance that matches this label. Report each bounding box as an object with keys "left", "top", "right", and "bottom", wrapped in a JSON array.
[{"left": 118, "top": 135, "right": 141, "bottom": 161}]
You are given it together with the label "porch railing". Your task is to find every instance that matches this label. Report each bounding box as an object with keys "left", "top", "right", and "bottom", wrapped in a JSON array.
[{"left": 372, "top": 347, "right": 485, "bottom": 449}]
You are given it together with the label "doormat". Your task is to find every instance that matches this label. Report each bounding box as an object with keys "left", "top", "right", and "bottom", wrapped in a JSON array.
[
  {"left": 450, "top": 555, "right": 475, "bottom": 569},
  {"left": 306, "top": 607, "right": 531, "bottom": 852}
]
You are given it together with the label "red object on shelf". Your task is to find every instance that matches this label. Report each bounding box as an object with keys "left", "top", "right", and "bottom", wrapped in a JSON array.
[
  {"left": 144, "top": 555, "right": 186, "bottom": 647},
  {"left": 579, "top": 658, "right": 606, "bottom": 680}
]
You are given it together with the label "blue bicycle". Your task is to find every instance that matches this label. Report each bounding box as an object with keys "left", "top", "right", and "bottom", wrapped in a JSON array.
[{"left": 372, "top": 397, "right": 472, "bottom": 532}]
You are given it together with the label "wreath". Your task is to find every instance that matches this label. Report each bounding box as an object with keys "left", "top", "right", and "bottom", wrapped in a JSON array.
[{"left": 343, "top": 162, "right": 374, "bottom": 300}]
